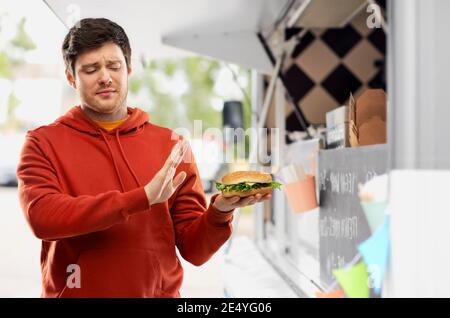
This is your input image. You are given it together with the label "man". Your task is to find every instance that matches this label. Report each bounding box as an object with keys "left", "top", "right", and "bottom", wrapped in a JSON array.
[{"left": 16, "top": 18, "right": 270, "bottom": 298}]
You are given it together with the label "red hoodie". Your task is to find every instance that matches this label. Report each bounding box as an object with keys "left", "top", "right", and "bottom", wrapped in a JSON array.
[{"left": 16, "top": 106, "right": 233, "bottom": 298}]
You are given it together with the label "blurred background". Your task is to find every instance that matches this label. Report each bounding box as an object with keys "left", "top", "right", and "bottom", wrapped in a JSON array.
[{"left": 0, "top": 0, "right": 255, "bottom": 297}]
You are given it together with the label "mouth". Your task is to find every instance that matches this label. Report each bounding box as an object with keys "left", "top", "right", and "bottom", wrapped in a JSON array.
[{"left": 96, "top": 89, "right": 116, "bottom": 97}]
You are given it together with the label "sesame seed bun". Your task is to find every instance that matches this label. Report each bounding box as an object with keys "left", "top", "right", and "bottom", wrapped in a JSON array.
[{"left": 221, "top": 171, "right": 272, "bottom": 185}]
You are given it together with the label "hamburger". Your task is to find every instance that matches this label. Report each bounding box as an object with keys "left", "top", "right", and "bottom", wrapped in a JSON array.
[{"left": 215, "top": 171, "right": 282, "bottom": 198}]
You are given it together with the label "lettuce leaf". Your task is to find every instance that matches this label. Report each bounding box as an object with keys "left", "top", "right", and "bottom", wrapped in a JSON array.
[{"left": 215, "top": 181, "right": 282, "bottom": 193}]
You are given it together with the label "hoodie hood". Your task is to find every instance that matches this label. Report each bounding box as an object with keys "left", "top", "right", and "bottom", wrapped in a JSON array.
[
  {"left": 55, "top": 105, "right": 149, "bottom": 136},
  {"left": 54, "top": 105, "right": 150, "bottom": 191}
]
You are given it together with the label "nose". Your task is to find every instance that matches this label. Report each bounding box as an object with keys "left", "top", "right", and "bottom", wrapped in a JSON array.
[{"left": 97, "top": 67, "right": 112, "bottom": 86}]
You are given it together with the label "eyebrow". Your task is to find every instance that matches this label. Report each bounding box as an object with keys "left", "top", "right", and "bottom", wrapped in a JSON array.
[{"left": 80, "top": 59, "right": 123, "bottom": 69}]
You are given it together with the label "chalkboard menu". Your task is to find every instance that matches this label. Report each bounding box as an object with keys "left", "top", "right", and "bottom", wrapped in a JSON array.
[{"left": 318, "top": 144, "right": 387, "bottom": 286}]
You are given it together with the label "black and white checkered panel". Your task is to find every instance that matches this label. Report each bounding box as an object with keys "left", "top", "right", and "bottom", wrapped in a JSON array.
[{"left": 284, "top": 0, "right": 386, "bottom": 133}]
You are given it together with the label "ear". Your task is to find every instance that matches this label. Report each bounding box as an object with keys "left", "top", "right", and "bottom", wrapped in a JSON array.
[
  {"left": 127, "top": 65, "right": 132, "bottom": 76},
  {"left": 65, "top": 69, "right": 76, "bottom": 89}
]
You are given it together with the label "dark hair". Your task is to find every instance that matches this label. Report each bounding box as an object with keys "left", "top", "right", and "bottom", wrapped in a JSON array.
[{"left": 62, "top": 18, "right": 131, "bottom": 74}]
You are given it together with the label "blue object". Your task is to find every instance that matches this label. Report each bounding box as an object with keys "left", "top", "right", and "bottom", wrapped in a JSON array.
[{"left": 357, "top": 216, "right": 390, "bottom": 295}]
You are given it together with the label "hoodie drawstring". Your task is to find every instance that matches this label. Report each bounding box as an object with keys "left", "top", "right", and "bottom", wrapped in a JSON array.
[
  {"left": 115, "top": 130, "right": 142, "bottom": 187},
  {"left": 99, "top": 130, "right": 126, "bottom": 192},
  {"left": 58, "top": 106, "right": 149, "bottom": 190}
]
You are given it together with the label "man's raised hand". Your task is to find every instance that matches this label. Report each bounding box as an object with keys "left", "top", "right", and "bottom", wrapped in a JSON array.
[{"left": 144, "top": 140, "right": 189, "bottom": 206}]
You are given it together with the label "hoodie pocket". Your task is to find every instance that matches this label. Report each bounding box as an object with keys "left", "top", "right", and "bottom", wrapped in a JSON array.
[{"left": 58, "top": 248, "right": 163, "bottom": 298}]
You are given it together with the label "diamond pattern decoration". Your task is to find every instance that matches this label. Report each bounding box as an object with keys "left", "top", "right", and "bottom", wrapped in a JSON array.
[
  {"left": 368, "top": 69, "right": 386, "bottom": 90},
  {"left": 286, "top": 110, "right": 309, "bottom": 133},
  {"left": 343, "top": 40, "right": 383, "bottom": 83},
  {"left": 298, "top": 40, "right": 340, "bottom": 83},
  {"left": 376, "top": 0, "right": 386, "bottom": 10},
  {"left": 321, "top": 25, "right": 362, "bottom": 58},
  {"left": 291, "top": 31, "right": 315, "bottom": 59},
  {"left": 350, "top": 8, "right": 373, "bottom": 37},
  {"left": 279, "top": 8, "right": 386, "bottom": 127},
  {"left": 321, "top": 64, "right": 362, "bottom": 104},
  {"left": 300, "top": 86, "right": 338, "bottom": 124},
  {"left": 367, "top": 28, "right": 386, "bottom": 54},
  {"left": 284, "top": 63, "right": 315, "bottom": 103}
]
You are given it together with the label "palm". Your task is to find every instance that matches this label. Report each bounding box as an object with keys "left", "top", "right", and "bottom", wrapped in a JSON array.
[{"left": 145, "top": 140, "right": 188, "bottom": 205}]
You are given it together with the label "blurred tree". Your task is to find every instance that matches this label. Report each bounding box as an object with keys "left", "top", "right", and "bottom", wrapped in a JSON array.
[
  {"left": 129, "top": 56, "right": 252, "bottom": 157},
  {"left": 11, "top": 17, "right": 37, "bottom": 51},
  {"left": 0, "top": 51, "right": 13, "bottom": 78},
  {"left": 130, "top": 61, "right": 184, "bottom": 129},
  {"left": 0, "top": 14, "right": 36, "bottom": 131},
  {"left": 182, "top": 57, "right": 222, "bottom": 130}
]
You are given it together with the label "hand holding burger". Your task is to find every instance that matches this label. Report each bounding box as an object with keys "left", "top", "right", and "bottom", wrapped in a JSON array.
[{"left": 212, "top": 171, "right": 282, "bottom": 212}]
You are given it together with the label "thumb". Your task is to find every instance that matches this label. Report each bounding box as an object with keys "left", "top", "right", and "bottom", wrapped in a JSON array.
[
  {"left": 223, "top": 195, "right": 240, "bottom": 202},
  {"left": 173, "top": 171, "right": 187, "bottom": 188}
]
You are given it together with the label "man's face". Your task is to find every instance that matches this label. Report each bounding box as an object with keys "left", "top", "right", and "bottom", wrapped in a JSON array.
[{"left": 67, "top": 42, "right": 131, "bottom": 115}]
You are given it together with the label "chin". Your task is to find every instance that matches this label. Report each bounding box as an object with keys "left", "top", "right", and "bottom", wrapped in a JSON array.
[{"left": 91, "top": 100, "right": 121, "bottom": 113}]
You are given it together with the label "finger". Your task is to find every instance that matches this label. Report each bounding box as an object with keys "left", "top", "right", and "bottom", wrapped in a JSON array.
[
  {"left": 162, "top": 166, "right": 176, "bottom": 187},
  {"left": 231, "top": 196, "right": 241, "bottom": 202},
  {"left": 159, "top": 169, "right": 179, "bottom": 199},
  {"left": 163, "top": 170, "right": 187, "bottom": 202},
  {"left": 169, "top": 140, "right": 188, "bottom": 170},
  {"left": 237, "top": 195, "right": 255, "bottom": 207},
  {"left": 163, "top": 141, "right": 188, "bottom": 184},
  {"left": 213, "top": 195, "right": 240, "bottom": 212},
  {"left": 172, "top": 171, "right": 187, "bottom": 188},
  {"left": 163, "top": 141, "right": 182, "bottom": 171},
  {"left": 180, "top": 140, "right": 189, "bottom": 160},
  {"left": 161, "top": 141, "right": 185, "bottom": 177},
  {"left": 224, "top": 196, "right": 241, "bottom": 204},
  {"left": 217, "top": 195, "right": 240, "bottom": 208},
  {"left": 257, "top": 194, "right": 272, "bottom": 202}
]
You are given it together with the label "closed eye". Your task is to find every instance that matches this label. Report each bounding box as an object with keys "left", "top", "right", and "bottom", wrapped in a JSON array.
[
  {"left": 84, "top": 68, "right": 97, "bottom": 74},
  {"left": 108, "top": 62, "right": 122, "bottom": 71}
]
